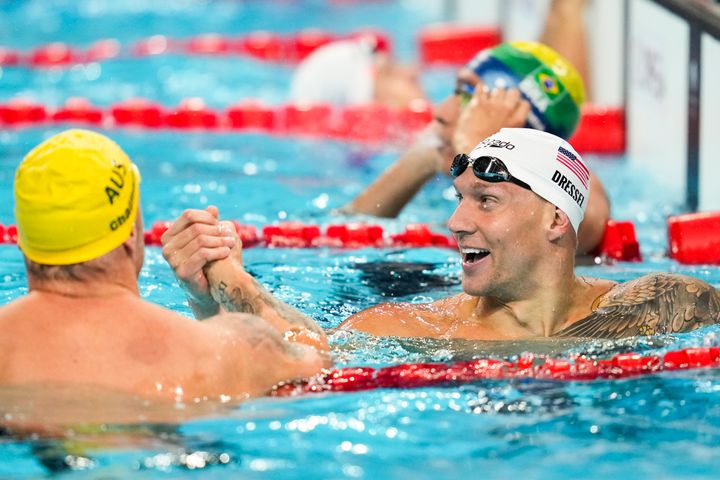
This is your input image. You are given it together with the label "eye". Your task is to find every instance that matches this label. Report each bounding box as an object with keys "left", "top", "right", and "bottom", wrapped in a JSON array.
[{"left": 479, "top": 195, "right": 497, "bottom": 208}]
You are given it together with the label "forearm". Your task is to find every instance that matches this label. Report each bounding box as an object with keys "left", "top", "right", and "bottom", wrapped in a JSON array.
[
  {"left": 206, "top": 260, "right": 329, "bottom": 351},
  {"left": 342, "top": 133, "right": 447, "bottom": 218},
  {"left": 540, "top": 0, "right": 591, "bottom": 98},
  {"left": 188, "top": 296, "right": 221, "bottom": 320}
]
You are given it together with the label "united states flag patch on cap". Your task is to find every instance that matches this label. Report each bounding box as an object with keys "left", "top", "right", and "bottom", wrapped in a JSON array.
[{"left": 556, "top": 146, "right": 589, "bottom": 188}]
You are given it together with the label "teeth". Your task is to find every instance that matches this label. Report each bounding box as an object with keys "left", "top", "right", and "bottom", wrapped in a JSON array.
[{"left": 460, "top": 247, "right": 488, "bottom": 254}]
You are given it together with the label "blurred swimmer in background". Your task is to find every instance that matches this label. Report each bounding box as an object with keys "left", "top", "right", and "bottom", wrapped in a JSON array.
[{"left": 290, "top": 35, "right": 424, "bottom": 109}]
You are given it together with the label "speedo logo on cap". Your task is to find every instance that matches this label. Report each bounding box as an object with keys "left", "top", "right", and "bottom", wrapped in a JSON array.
[{"left": 478, "top": 138, "right": 515, "bottom": 150}]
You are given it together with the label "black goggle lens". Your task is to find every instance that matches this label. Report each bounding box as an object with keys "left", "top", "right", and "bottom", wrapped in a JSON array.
[
  {"left": 450, "top": 154, "right": 531, "bottom": 191},
  {"left": 453, "top": 83, "right": 474, "bottom": 106}
]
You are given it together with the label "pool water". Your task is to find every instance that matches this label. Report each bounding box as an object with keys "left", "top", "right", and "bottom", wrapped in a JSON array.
[{"left": 2, "top": 1, "right": 720, "bottom": 479}]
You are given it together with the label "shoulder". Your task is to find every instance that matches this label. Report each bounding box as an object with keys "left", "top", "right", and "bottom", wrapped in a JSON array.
[
  {"left": 338, "top": 293, "right": 470, "bottom": 337},
  {"left": 557, "top": 273, "right": 720, "bottom": 338},
  {"left": 601, "top": 272, "right": 718, "bottom": 307}
]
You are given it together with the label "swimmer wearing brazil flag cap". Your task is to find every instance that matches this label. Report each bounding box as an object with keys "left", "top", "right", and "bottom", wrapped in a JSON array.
[
  {"left": 0, "top": 129, "right": 329, "bottom": 400},
  {"left": 166, "top": 129, "right": 720, "bottom": 341},
  {"left": 340, "top": 40, "right": 610, "bottom": 256}
]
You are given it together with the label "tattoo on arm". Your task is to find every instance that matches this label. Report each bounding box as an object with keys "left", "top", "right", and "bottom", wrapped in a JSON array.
[
  {"left": 555, "top": 273, "right": 720, "bottom": 339},
  {"left": 213, "top": 277, "right": 324, "bottom": 336},
  {"left": 216, "top": 280, "right": 259, "bottom": 315}
]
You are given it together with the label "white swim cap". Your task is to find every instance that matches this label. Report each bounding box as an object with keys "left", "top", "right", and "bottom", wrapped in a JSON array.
[
  {"left": 289, "top": 39, "right": 375, "bottom": 105},
  {"left": 468, "top": 128, "right": 590, "bottom": 232}
]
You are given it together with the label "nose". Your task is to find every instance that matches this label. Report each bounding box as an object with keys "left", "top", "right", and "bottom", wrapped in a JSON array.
[{"left": 447, "top": 194, "right": 476, "bottom": 239}]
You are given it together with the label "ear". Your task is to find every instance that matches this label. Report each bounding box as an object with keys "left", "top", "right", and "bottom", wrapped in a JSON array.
[
  {"left": 122, "top": 212, "right": 143, "bottom": 257},
  {"left": 122, "top": 222, "right": 139, "bottom": 256},
  {"left": 547, "top": 207, "right": 573, "bottom": 242}
]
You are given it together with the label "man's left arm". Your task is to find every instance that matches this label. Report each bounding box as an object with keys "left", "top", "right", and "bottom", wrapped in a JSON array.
[{"left": 555, "top": 273, "right": 720, "bottom": 338}]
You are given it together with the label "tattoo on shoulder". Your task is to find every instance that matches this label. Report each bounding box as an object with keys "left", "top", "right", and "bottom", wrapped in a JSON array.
[{"left": 555, "top": 273, "right": 720, "bottom": 339}]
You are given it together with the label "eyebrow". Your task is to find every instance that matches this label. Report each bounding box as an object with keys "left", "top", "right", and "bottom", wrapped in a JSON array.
[{"left": 454, "top": 178, "right": 509, "bottom": 195}]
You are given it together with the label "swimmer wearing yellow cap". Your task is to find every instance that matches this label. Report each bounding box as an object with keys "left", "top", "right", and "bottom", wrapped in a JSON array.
[
  {"left": 0, "top": 129, "right": 329, "bottom": 403},
  {"left": 15, "top": 128, "right": 142, "bottom": 266}
]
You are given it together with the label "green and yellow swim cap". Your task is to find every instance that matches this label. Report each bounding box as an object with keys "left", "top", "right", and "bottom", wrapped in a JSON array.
[
  {"left": 462, "top": 41, "right": 586, "bottom": 139},
  {"left": 14, "top": 129, "right": 141, "bottom": 265}
]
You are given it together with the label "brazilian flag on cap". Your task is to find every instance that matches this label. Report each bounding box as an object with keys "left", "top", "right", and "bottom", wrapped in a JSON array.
[{"left": 465, "top": 41, "right": 586, "bottom": 140}]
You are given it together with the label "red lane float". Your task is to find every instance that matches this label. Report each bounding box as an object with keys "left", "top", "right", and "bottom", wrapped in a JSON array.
[
  {"left": 279, "top": 103, "right": 333, "bottom": 135},
  {"left": 668, "top": 212, "right": 720, "bottom": 265},
  {"left": 418, "top": 25, "right": 502, "bottom": 65},
  {"left": 109, "top": 98, "right": 166, "bottom": 128},
  {"left": 0, "top": 47, "right": 21, "bottom": 66},
  {"left": 29, "top": 42, "right": 77, "bottom": 67},
  {"left": 226, "top": 100, "right": 276, "bottom": 130},
  {"left": 186, "top": 34, "right": 232, "bottom": 55},
  {"left": 592, "top": 220, "right": 641, "bottom": 262},
  {"left": 0, "top": 225, "right": 17, "bottom": 244},
  {"left": 165, "top": 98, "right": 220, "bottom": 129},
  {"left": 238, "top": 31, "right": 286, "bottom": 61},
  {"left": 85, "top": 39, "right": 122, "bottom": 62},
  {"left": 52, "top": 97, "right": 104, "bottom": 124},
  {"left": 0, "top": 99, "right": 47, "bottom": 125},
  {"left": 0, "top": 97, "right": 626, "bottom": 154},
  {"left": 272, "top": 347, "right": 720, "bottom": 396},
  {"left": 569, "top": 106, "right": 625, "bottom": 154}
]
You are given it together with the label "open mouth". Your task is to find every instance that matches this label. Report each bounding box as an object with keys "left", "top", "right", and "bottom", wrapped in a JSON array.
[{"left": 461, "top": 247, "right": 490, "bottom": 264}]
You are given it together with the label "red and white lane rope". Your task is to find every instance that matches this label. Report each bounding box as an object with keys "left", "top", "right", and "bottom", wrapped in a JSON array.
[
  {"left": 0, "top": 220, "right": 643, "bottom": 262},
  {"left": 0, "top": 98, "right": 626, "bottom": 154},
  {"left": 4, "top": 214, "right": 719, "bottom": 264},
  {"left": 0, "top": 29, "right": 391, "bottom": 67},
  {"left": 0, "top": 25, "right": 505, "bottom": 68},
  {"left": 272, "top": 346, "right": 720, "bottom": 396}
]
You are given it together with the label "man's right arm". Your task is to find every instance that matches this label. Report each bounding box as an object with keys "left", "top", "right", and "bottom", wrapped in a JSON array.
[{"left": 338, "top": 301, "right": 447, "bottom": 338}]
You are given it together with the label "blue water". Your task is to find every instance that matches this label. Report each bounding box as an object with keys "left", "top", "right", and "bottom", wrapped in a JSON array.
[{"left": 2, "top": 1, "right": 720, "bottom": 479}]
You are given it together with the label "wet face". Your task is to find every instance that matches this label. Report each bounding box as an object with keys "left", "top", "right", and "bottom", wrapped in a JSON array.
[
  {"left": 373, "top": 54, "right": 425, "bottom": 109},
  {"left": 447, "top": 167, "right": 554, "bottom": 299}
]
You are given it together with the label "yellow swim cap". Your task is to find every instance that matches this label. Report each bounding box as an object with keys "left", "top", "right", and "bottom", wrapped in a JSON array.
[{"left": 14, "top": 129, "right": 141, "bottom": 265}]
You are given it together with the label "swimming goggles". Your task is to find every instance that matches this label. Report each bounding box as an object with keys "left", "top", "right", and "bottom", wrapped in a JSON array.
[
  {"left": 450, "top": 154, "right": 532, "bottom": 191},
  {"left": 454, "top": 83, "right": 474, "bottom": 106}
]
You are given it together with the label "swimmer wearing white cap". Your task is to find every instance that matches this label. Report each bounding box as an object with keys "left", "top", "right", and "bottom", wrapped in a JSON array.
[
  {"left": 289, "top": 38, "right": 424, "bottom": 109},
  {"left": 167, "top": 129, "right": 720, "bottom": 341}
]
